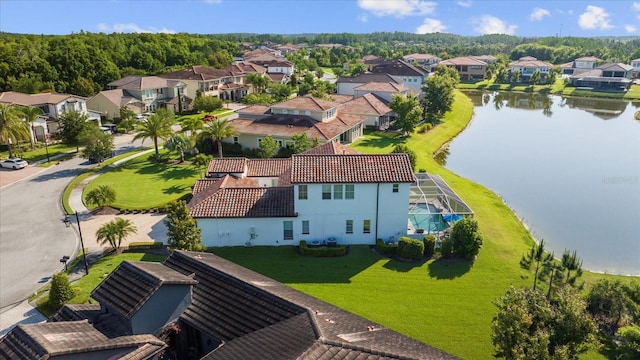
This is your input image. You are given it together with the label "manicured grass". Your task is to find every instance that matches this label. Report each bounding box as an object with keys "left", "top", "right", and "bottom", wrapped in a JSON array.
[
  {"left": 1, "top": 142, "right": 77, "bottom": 163},
  {"left": 82, "top": 150, "right": 200, "bottom": 210},
  {"left": 34, "top": 252, "right": 165, "bottom": 317},
  {"left": 458, "top": 80, "right": 640, "bottom": 100}
]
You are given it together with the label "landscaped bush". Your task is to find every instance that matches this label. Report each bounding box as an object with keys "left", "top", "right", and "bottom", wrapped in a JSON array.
[
  {"left": 397, "top": 237, "right": 424, "bottom": 261},
  {"left": 376, "top": 238, "right": 398, "bottom": 255},
  {"left": 299, "top": 240, "right": 346, "bottom": 257},
  {"left": 128, "top": 241, "right": 163, "bottom": 250},
  {"left": 423, "top": 234, "right": 436, "bottom": 258},
  {"left": 440, "top": 238, "right": 453, "bottom": 258},
  {"left": 48, "top": 272, "right": 74, "bottom": 310},
  {"left": 449, "top": 217, "right": 483, "bottom": 261}
]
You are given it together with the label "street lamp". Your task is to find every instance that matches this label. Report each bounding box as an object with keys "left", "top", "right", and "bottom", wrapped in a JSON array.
[
  {"left": 44, "top": 134, "right": 50, "bottom": 163},
  {"left": 74, "top": 212, "right": 89, "bottom": 275}
]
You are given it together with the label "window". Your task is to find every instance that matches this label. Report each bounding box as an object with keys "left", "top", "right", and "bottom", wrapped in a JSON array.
[
  {"left": 392, "top": 183, "right": 399, "bottom": 193},
  {"left": 283, "top": 221, "right": 293, "bottom": 240},
  {"left": 282, "top": 109, "right": 288, "bottom": 114},
  {"left": 302, "top": 220, "right": 309, "bottom": 235},
  {"left": 233, "top": 136, "right": 239, "bottom": 145},
  {"left": 333, "top": 184, "right": 343, "bottom": 199},
  {"left": 305, "top": 110, "right": 311, "bottom": 115},
  {"left": 322, "top": 185, "right": 332, "bottom": 199},
  {"left": 345, "top": 184, "right": 355, "bottom": 199},
  {"left": 298, "top": 185, "right": 308, "bottom": 200},
  {"left": 346, "top": 220, "right": 353, "bottom": 234},
  {"left": 363, "top": 219, "right": 371, "bottom": 234}
]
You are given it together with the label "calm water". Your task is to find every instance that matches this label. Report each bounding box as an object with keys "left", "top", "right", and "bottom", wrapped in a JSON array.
[{"left": 445, "top": 91, "right": 640, "bottom": 275}]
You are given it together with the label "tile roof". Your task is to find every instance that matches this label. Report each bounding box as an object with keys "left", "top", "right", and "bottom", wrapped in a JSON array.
[
  {"left": 160, "top": 66, "right": 242, "bottom": 81},
  {"left": 369, "top": 59, "right": 427, "bottom": 77},
  {"left": 336, "top": 73, "right": 403, "bottom": 85},
  {"left": 575, "top": 56, "right": 600, "bottom": 62},
  {"left": 246, "top": 158, "right": 292, "bottom": 177},
  {"left": 290, "top": 154, "right": 416, "bottom": 184},
  {"left": 354, "top": 81, "right": 409, "bottom": 93},
  {"left": 165, "top": 250, "right": 459, "bottom": 360},
  {"left": 597, "top": 62, "right": 634, "bottom": 72},
  {"left": 207, "top": 157, "right": 247, "bottom": 174},
  {"left": 343, "top": 93, "right": 391, "bottom": 116},
  {"left": 0, "top": 91, "right": 83, "bottom": 106},
  {"left": 226, "top": 61, "right": 266, "bottom": 73},
  {"left": 312, "top": 113, "right": 366, "bottom": 140},
  {"left": 509, "top": 57, "right": 552, "bottom": 68},
  {"left": 92, "top": 89, "right": 138, "bottom": 107},
  {"left": 271, "top": 95, "right": 339, "bottom": 111},
  {"left": 266, "top": 73, "right": 289, "bottom": 82},
  {"left": 299, "top": 141, "right": 362, "bottom": 155},
  {"left": 0, "top": 321, "right": 165, "bottom": 359},
  {"left": 327, "top": 94, "right": 355, "bottom": 103},
  {"left": 238, "top": 105, "right": 271, "bottom": 115},
  {"left": 91, "top": 261, "right": 196, "bottom": 319},
  {"left": 403, "top": 53, "right": 439, "bottom": 61},
  {"left": 188, "top": 187, "right": 295, "bottom": 218},
  {"left": 440, "top": 56, "right": 488, "bottom": 66},
  {"left": 112, "top": 76, "right": 182, "bottom": 91},
  {"left": 51, "top": 304, "right": 132, "bottom": 338},
  {"left": 107, "top": 75, "right": 144, "bottom": 87}
]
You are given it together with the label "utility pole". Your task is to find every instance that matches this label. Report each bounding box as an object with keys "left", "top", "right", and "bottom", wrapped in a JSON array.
[{"left": 75, "top": 212, "right": 89, "bottom": 275}]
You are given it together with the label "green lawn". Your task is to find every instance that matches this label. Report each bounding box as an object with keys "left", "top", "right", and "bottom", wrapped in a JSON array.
[
  {"left": 457, "top": 80, "right": 640, "bottom": 100},
  {"left": 1, "top": 142, "right": 77, "bottom": 163},
  {"left": 82, "top": 150, "right": 200, "bottom": 210}
]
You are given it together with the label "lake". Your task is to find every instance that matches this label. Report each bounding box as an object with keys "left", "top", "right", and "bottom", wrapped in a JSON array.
[{"left": 444, "top": 91, "right": 640, "bottom": 275}]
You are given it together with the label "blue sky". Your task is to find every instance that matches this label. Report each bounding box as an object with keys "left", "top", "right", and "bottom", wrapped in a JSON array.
[{"left": 1, "top": 1, "right": 639, "bottom": 37}]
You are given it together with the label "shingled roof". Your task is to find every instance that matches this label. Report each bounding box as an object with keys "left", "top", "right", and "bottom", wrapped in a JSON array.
[
  {"left": 290, "top": 154, "right": 416, "bottom": 184},
  {"left": 164, "top": 250, "right": 459, "bottom": 360},
  {"left": 91, "top": 261, "right": 196, "bottom": 320}
]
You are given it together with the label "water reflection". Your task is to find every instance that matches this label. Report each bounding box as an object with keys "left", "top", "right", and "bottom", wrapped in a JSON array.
[{"left": 434, "top": 145, "right": 450, "bottom": 166}]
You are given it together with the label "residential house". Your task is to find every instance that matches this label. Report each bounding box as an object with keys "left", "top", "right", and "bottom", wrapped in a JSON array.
[
  {"left": 229, "top": 95, "right": 366, "bottom": 149},
  {"left": 245, "top": 54, "right": 295, "bottom": 77},
  {"left": 336, "top": 73, "right": 403, "bottom": 95},
  {"left": 630, "top": 58, "right": 640, "bottom": 75},
  {"left": 471, "top": 55, "right": 497, "bottom": 64},
  {"left": 89, "top": 75, "right": 188, "bottom": 119},
  {"left": 568, "top": 63, "right": 634, "bottom": 91},
  {"left": 508, "top": 56, "right": 552, "bottom": 83},
  {"left": 189, "top": 144, "right": 415, "bottom": 247},
  {"left": 561, "top": 56, "right": 600, "bottom": 77},
  {"left": 352, "top": 81, "right": 410, "bottom": 102},
  {"left": 340, "top": 92, "right": 393, "bottom": 130},
  {"left": 0, "top": 91, "right": 101, "bottom": 141},
  {"left": 367, "top": 59, "right": 427, "bottom": 90},
  {"left": 402, "top": 53, "right": 441, "bottom": 71},
  {"left": 439, "top": 56, "right": 488, "bottom": 81}
]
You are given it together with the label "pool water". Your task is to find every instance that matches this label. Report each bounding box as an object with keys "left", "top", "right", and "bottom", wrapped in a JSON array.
[{"left": 409, "top": 203, "right": 449, "bottom": 233}]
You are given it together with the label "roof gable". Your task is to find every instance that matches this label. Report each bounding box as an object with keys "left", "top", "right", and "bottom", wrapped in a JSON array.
[
  {"left": 290, "top": 154, "right": 415, "bottom": 184},
  {"left": 271, "top": 95, "right": 338, "bottom": 111},
  {"left": 188, "top": 187, "right": 295, "bottom": 218}
]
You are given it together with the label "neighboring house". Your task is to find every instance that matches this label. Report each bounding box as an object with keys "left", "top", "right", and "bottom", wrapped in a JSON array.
[
  {"left": 90, "top": 76, "right": 189, "bottom": 119},
  {"left": 189, "top": 144, "right": 415, "bottom": 247},
  {"left": 568, "top": 63, "right": 634, "bottom": 91},
  {"left": 630, "top": 58, "right": 640, "bottom": 74},
  {"left": 471, "top": 55, "right": 497, "bottom": 65},
  {"left": 245, "top": 55, "right": 295, "bottom": 76},
  {"left": 336, "top": 73, "right": 403, "bottom": 95},
  {"left": 368, "top": 59, "right": 427, "bottom": 90},
  {"left": 0, "top": 91, "right": 101, "bottom": 141},
  {"left": 230, "top": 95, "right": 366, "bottom": 149},
  {"left": 439, "top": 56, "right": 488, "bottom": 81},
  {"left": 561, "top": 56, "right": 600, "bottom": 77},
  {"left": 340, "top": 92, "right": 393, "bottom": 130},
  {"left": 402, "top": 53, "right": 441, "bottom": 71},
  {"left": 508, "top": 56, "right": 552, "bottom": 83},
  {"left": 352, "top": 81, "right": 410, "bottom": 102}
]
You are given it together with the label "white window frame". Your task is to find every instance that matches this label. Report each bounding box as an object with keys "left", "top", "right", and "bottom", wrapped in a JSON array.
[{"left": 283, "top": 221, "right": 293, "bottom": 240}]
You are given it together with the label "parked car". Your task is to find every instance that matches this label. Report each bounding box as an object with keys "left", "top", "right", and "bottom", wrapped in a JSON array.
[{"left": 0, "top": 158, "right": 28, "bottom": 169}]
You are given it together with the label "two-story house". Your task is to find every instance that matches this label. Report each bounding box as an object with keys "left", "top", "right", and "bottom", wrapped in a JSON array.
[
  {"left": 336, "top": 73, "right": 403, "bottom": 95},
  {"left": 188, "top": 143, "right": 415, "bottom": 247},
  {"left": 368, "top": 59, "right": 427, "bottom": 91},
  {"left": 439, "top": 56, "right": 488, "bottom": 81},
  {"left": 568, "top": 63, "right": 634, "bottom": 91},
  {"left": 630, "top": 58, "right": 640, "bottom": 75},
  {"left": 402, "top": 53, "right": 441, "bottom": 71},
  {"left": 0, "top": 91, "right": 101, "bottom": 141},
  {"left": 508, "top": 56, "right": 552, "bottom": 83},
  {"left": 561, "top": 56, "right": 600, "bottom": 77}
]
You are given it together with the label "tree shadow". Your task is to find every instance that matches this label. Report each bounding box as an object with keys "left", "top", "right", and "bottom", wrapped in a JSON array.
[
  {"left": 382, "top": 257, "right": 426, "bottom": 272},
  {"left": 162, "top": 184, "right": 189, "bottom": 194},
  {"left": 161, "top": 166, "right": 197, "bottom": 180},
  {"left": 427, "top": 257, "right": 473, "bottom": 280},
  {"left": 29, "top": 168, "right": 84, "bottom": 182}
]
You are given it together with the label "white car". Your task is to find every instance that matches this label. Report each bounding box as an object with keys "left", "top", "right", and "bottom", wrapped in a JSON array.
[{"left": 0, "top": 158, "right": 28, "bottom": 170}]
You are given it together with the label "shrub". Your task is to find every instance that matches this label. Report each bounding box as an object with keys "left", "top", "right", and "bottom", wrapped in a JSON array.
[
  {"left": 397, "top": 237, "right": 424, "bottom": 261},
  {"left": 440, "top": 238, "right": 453, "bottom": 258},
  {"left": 376, "top": 238, "right": 398, "bottom": 255},
  {"left": 49, "top": 272, "right": 74, "bottom": 310},
  {"left": 423, "top": 235, "right": 436, "bottom": 258},
  {"left": 299, "top": 240, "right": 347, "bottom": 257},
  {"left": 128, "top": 241, "right": 163, "bottom": 250},
  {"left": 449, "top": 217, "right": 483, "bottom": 260}
]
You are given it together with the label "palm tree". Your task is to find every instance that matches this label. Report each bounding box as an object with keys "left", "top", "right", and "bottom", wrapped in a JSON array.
[
  {"left": 85, "top": 185, "right": 116, "bottom": 210},
  {"left": 180, "top": 117, "right": 204, "bottom": 137},
  {"left": 202, "top": 119, "right": 237, "bottom": 158},
  {"left": 245, "top": 72, "right": 269, "bottom": 94},
  {"left": 132, "top": 109, "right": 174, "bottom": 160},
  {"left": 19, "top": 105, "right": 44, "bottom": 149},
  {"left": 192, "top": 153, "right": 212, "bottom": 179},
  {"left": 0, "top": 104, "right": 30, "bottom": 158},
  {"left": 164, "top": 134, "right": 192, "bottom": 163},
  {"left": 95, "top": 217, "right": 137, "bottom": 251}
]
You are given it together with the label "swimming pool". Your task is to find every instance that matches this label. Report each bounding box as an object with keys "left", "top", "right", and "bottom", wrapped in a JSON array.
[{"left": 409, "top": 203, "right": 449, "bottom": 233}]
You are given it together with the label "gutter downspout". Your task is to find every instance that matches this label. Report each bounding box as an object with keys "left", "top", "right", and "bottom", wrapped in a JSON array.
[{"left": 375, "top": 183, "right": 380, "bottom": 242}]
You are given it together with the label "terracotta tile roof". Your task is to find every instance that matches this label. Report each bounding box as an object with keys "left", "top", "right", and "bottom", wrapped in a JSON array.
[
  {"left": 509, "top": 57, "right": 552, "bottom": 68},
  {"left": 0, "top": 91, "right": 84, "bottom": 106},
  {"left": 290, "top": 154, "right": 415, "bottom": 184},
  {"left": 226, "top": 61, "right": 266, "bottom": 73},
  {"left": 109, "top": 76, "right": 182, "bottom": 91},
  {"left": 311, "top": 113, "right": 366, "bottom": 140},
  {"left": 238, "top": 105, "right": 271, "bottom": 115},
  {"left": 341, "top": 93, "right": 391, "bottom": 116},
  {"left": 441, "top": 56, "right": 488, "bottom": 66},
  {"left": 597, "top": 62, "right": 634, "bottom": 72},
  {"left": 207, "top": 157, "right": 247, "bottom": 175},
  {"left": 91, "top": 261, "right": 196, "bottom": 319},
  {"left": 271, "top": 95, "right": 338, "bottom": 111},
  {"left": 160, "top": 65, "right": 241, "bottom": 81},
  {"left": 266, "top": 72, "right": 288, "bottom": 82},
  {"left": 92, "top": 89, "right": 137, "bottom": 107},
  {"left": 327, "top": 94, "right": 354, "bottom": 103},
  {"left": 299, "top": 141, "right": 361, "bottom": 155},
  {"left": 229, "top": 117, "right": 318, "bottom": 139},
  {"left": 188, "top": 187, "right": 295, "bottom": 218},
  {"left": 246, "top": 158, "right": 291, "bottom": 177},
  {"left": 165, "top": 250, "right": 459, "bottom": 359},
  {"left": 576, "top": 56, "right": 600, "bottom": 62},
  {"left": 0, "top": 321, "right": 165, "bottom": 359},
  {"left": 353, "top": 81, "right": 409, "bottom": 93},
  {"left": 336, "top": 73, "right": 402, "bottom": 84}
]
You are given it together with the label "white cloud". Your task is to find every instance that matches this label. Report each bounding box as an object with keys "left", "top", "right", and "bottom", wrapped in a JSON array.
[
  {"left": 358, "top": 14, "right": 368, "bottom": 23},
  {"left": 97, "top": 23, "right": 176, "bottom": 34},
  {"left": 416, "top": 18, "right": 446, "bottom": 33},
  {"left": 530, "top": 8, "right": 550, "bottom": 21},
  {"left": 578, "top": 5, "right": 612, "bottom": 30},
  {"left": 633, "top": 2, "right": 640, "bottom": 11},
  {"left": 357, "top": 0, "right": 436, "bottom": 17},
  {"left": 456, "top": 0, "right": 472, "bottom": 8},
  {"left": 625, "top": 24, "right": 637, "bottom": 33},
  {"left": 473, "top": 15, "right": 517, "bottom": 35}
]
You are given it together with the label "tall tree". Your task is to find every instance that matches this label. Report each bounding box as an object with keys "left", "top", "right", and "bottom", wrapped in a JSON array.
[
  {"left": 19, "top": 105, "right": 44, "bottom": 149},
  {"left": 389, "top": 94, "right": 422, "bottom": 136},
  {"left": 421, "top": 65, "right": 458, "bottom": 123},
  {"left": 164, "top": 200, "right": 204, "bottom": 251},
  {"left": 529, "top": 69, "right": 541, "bottom": 85},
  {"left": 0, "top": 104, "right": 31, "bottom": 158},
  {"left": 180, "top": 117, "right": 205, "bottom": 137},
  {"left": 561, "top": 249, "right": 583, "bottom": 287},
  {"left": 202, "top": 119, "right": 237, "bottom": 158},
  {"left": 84, "top": 185, "right": 116, "bottom": 210},
  {"left": 132, "top": 109, "right": 174, "bottom": 159},
  {"left": 258, "top": 136, "right": 278, "bottom": 158},
  {"left": 520, "top": 239, "right": 552, "bottom": 291},
  {"left": 58, "top": 110, "right": 90, "bottom": 152},
  {"left": 95, "top": 217, "right": 137, "bottom": 251},
  {"left": 290, "top": 132, "right": 319, "bottom": 154},
  {"left": 191, "top": 153, "right": 212, "bottom": 179},
  {"left": 79, "top": 125, "right": 114, "bottom": 163},
  {"left": 245, "top": 72, "right": 269, "bottom": 94},
  {"left": 164, "top": 134, "right": 192, "bottom": 162}
]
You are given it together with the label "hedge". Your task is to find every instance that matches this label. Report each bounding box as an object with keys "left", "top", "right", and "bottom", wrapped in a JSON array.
[
  {"left": 376, "top": 238, "right": 398, "bottom": 255},
  {"left": 423, "top": 235, "right": 436, "bottom": 258},
  {"left": 398, "top": 236, "right": 424, "bottom": 261},
  {"left": 299, "top": 240, "right": 347, "bottom": 257},
  {"left": 128, "top": 241, "right": 164, "bottom": 250}
]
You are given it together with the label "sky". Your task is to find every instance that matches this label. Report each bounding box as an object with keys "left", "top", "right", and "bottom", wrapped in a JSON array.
[{"left": 1, "top": 0, "right": 639, "bottom": 37}]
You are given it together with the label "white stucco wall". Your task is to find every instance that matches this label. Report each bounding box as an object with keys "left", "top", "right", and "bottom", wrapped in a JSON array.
[
  {"left": 197, "top": 216, "right": 298, "bottom": 247},
  {"left": 337, "top": 82, "right": 363, "bottom": 95}
]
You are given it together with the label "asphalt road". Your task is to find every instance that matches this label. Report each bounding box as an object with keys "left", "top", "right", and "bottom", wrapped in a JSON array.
[{"left": 0, "top": 133, "right": 147, "bottom": 310}]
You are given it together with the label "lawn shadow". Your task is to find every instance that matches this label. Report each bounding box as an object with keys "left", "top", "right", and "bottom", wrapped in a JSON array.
[
  {"left": 162, "top": 184, "right": 189, "bottom": 194},
  {"left": 427, "top": 257, "right": 473, "bottom": 280},
  {"left": 382, "top": 257, "right": 426, "bottom": 272},
  {"left": 161, "top": 166, "right": 197, "bottom": 180},
  {"left": 354, "top": 131, "right": 405, "bottom": 149},
  {"left": 29, "top": 168, "right": 84, "bottom": 182}
]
